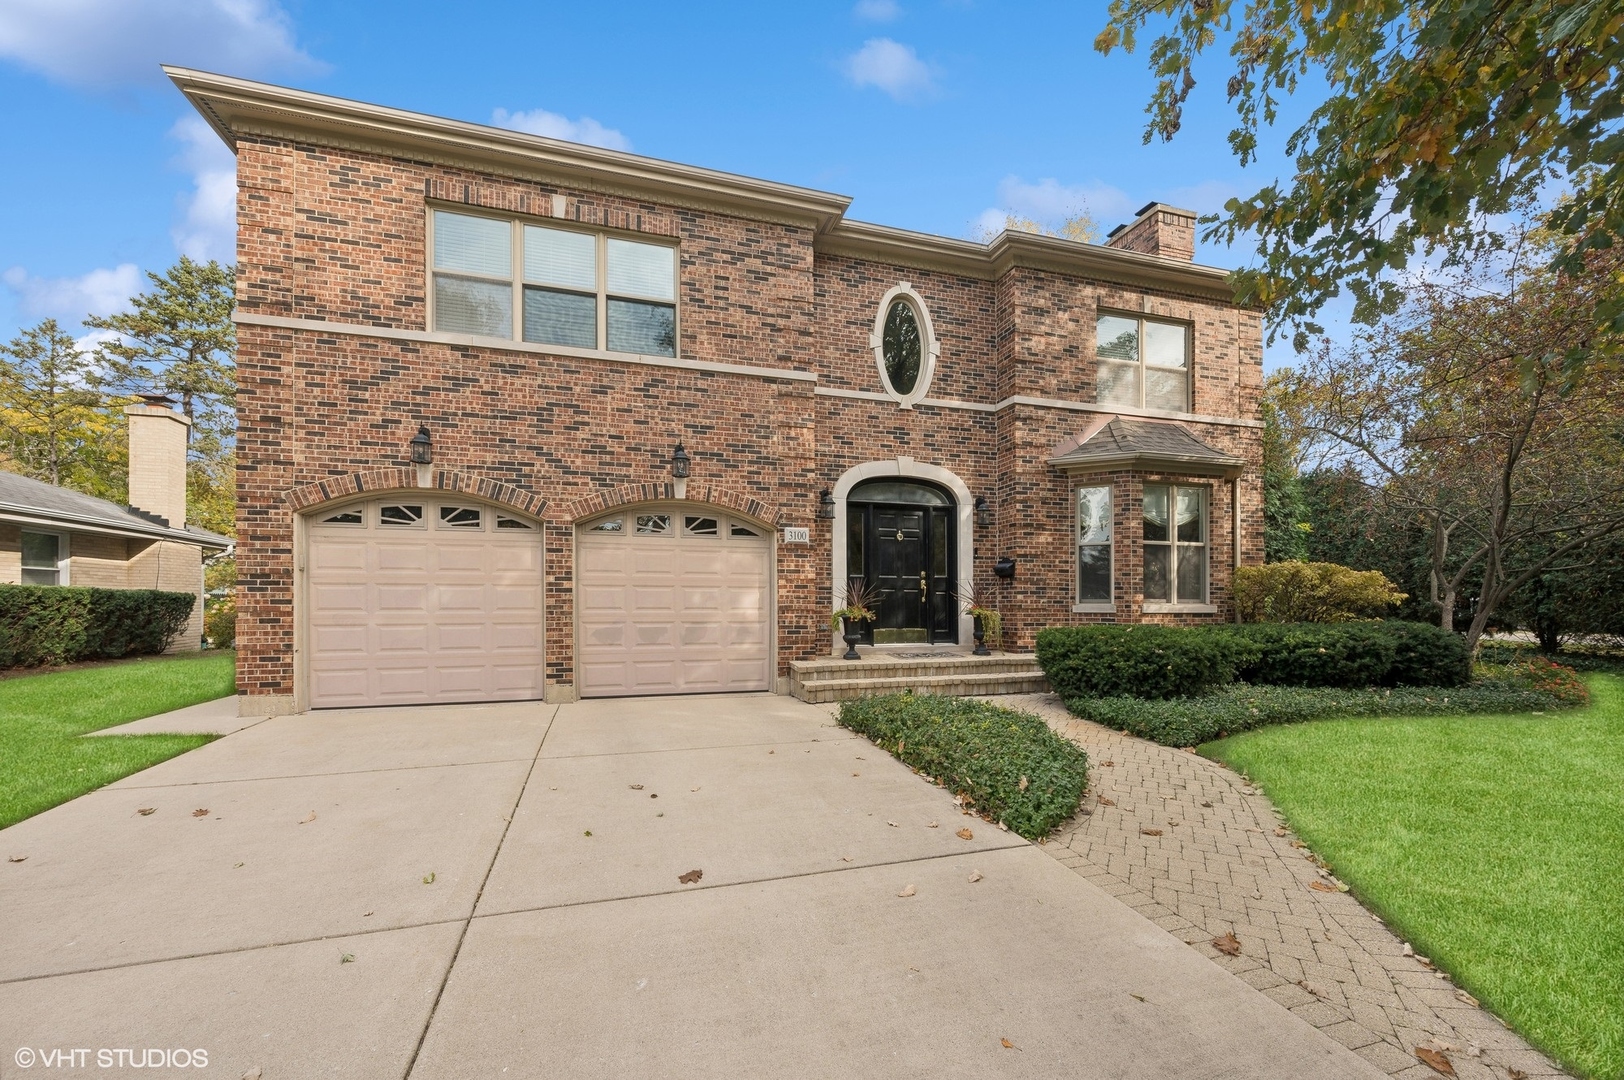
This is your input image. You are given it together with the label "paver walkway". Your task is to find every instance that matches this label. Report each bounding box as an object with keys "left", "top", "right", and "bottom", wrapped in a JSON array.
[{"left": 1002, "top": 693, "right": 1568, "bottom": 1080}]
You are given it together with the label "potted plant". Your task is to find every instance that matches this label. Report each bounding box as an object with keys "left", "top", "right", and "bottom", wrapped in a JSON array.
[
  {"left": 830, "top": 577, "right": 880, "bottom": 660},
  {"left": 959, "top": 582, "right": 1002, "bottom": 656}
]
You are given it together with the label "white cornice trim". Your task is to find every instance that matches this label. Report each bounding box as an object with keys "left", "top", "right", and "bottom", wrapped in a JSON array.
[
  {"left": 232, "top": 311, "right": 819, "bottom": 383},
  {"left": 165, "top": 67, "right": 853, "bottom": 231},
  {"left": 0, "top": 507, "right": 228, "bottom": 549}
]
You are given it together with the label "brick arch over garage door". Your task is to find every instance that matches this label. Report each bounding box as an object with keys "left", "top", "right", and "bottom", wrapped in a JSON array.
[
  {"left": 558, "top": 481, "right": 780, "bottom": 527},
  {"left": 285, "top": 469, "right": 547, "bottom": 518}
]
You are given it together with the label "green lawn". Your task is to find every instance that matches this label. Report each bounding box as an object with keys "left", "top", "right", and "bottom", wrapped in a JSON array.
[
  {"left": 1203, "top": 675, "right": 1624, "bottom": 1080},
  {"left": 0, "top": 651, "right": 235, "bottom": 830}
]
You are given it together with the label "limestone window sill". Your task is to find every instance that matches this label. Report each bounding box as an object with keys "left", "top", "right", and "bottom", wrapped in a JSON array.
[{"left": 1141, "top": 602, "right": 1218, "bottom": 614}]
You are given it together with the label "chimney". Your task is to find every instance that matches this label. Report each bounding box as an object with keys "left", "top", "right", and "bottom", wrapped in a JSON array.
[
  {"left": 125, "top": 395, "right": 191, "bottom": 529},
  {"left": 1105, "top": 202, "right": 1197, "bottom": 261}
]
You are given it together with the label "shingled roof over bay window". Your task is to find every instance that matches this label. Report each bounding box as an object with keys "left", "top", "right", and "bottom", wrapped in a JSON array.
[{"left": 1047, "top": 417, "right": 1246, "bottom": 477}]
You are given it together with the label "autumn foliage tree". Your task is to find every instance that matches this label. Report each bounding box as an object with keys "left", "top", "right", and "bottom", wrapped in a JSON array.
[
  {"left": 1276, "top": 237, "right": 1624, "bottom": 652},
  {"left": 0, "top": 319, "right": 126, "bottom": 500}
]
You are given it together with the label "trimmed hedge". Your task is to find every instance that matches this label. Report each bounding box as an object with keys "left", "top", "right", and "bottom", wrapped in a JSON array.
[
  {"left": 838, "top": 694, "right": 1089, "bottom": 839},
  {"left": 1068, "top": 683, "right": 1574, "bottom": 748},
  {"left": 0, "top": 585, "right": 195, "bottom": 668},
  {"left": 1035, "top": 625, "right": 1255, "bottom": 701},
  {"left": 1036, "top": 621, "right": 1470, "bottom": 699}
]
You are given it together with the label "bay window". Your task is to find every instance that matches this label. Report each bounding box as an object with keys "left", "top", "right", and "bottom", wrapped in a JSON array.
[
  {"left": 431, "top": 209, "right": 677, "bottom": 357},
  {"left": 1143, "top": 484, "right": 1207, "bottom": 605},
  {"left": 1096, "top": 313, "right": 1190, "bottom": 412}
]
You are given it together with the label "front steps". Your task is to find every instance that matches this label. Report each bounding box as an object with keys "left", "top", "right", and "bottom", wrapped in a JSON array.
[{"left": 788, "top": 652, "right": 1048, "bottom": 704}]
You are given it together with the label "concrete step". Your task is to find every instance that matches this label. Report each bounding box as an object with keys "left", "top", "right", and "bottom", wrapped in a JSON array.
[
  {"left": 790, "top": 670, "right": 1049, "bottom": 704},
  {"left": 790, "top": 653, "right": 1041, "bottom": 683}
]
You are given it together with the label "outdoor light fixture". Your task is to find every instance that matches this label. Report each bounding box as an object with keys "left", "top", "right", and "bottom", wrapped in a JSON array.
[
  {"left": 974, "top": 495, "right": 993, "bottom": 528},
  {"left": 408, "top": 425, "right": 433, "bottom": 465},
  {"left": 818, "top": 489, "right": 836, "bottom": 520},
  {"left": 671, "top": 443, "right": 691, "bottom": 479}
]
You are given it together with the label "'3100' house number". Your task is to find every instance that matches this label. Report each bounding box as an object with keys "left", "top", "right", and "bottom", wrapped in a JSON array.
[{"left": 782, "top": 527, "right": 810, "bottom": 544}]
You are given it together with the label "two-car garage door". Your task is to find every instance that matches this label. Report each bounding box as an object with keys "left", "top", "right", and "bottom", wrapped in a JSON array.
[{"left": 304, "top": 499, "right": 771, "bottom": 707}]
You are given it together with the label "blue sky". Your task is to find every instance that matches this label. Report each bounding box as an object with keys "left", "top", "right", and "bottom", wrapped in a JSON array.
[{"left": 0, "top": 0, "right": 1323, "bottom": 366}]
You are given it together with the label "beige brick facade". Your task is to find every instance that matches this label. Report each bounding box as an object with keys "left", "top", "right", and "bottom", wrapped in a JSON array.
[{"left": 179, "top": 71, "right": 1263, "bottom": 707}]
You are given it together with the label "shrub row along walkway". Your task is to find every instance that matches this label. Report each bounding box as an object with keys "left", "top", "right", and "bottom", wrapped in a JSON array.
[{"left": 1000, "top": 694, "right": 1568, "bottom": 1080}]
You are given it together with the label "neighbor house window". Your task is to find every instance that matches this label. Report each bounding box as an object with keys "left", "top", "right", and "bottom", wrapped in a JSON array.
[
  {"left": 1096, "top": 313, "right": 1190, "bottom": 412},
  {"left": 21, "top": 531, "right": 64, "bottom": 586},
  {"left": 1075, "top": 485, "right": 1112, "bottom": 603},
  {"left": 1143, "top": 484, "right": 1207, "bottom": 604},
  {"left": 432, "top": 209, "right": 677, "bottom": 356}
]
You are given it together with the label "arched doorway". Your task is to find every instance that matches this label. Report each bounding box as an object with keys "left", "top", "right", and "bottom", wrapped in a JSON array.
[{"left": 846, "top": 478, "right": 957, "bottom": 644}]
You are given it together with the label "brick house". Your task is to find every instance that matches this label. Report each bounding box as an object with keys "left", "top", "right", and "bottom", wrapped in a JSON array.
[
  {"left": 169, "top": 68, "right": 1263, "bottom": 715},
  {"left": 0, "top": 397, "right": 231, "bottom": 648}
]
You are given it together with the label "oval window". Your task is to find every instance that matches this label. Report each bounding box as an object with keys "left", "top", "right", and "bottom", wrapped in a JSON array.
[{"left": 882, "top": 300, "right": 922, "bottom": 395}]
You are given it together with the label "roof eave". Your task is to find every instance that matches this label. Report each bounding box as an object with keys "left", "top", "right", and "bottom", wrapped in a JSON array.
[
  {"left": 0, "top": 505, "right": 232, "bottom": 550},
  {"left": 1047, "top": 451, "right": 1246, "bottom": 478},
  {"left": 164, "top": 67, "right": 854, "bottom": 232}
]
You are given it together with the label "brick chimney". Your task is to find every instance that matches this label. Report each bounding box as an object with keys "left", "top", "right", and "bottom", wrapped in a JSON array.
[
  {"left": 125, "top": 395, "right": 191, "bottom": 529},
  {"left": 1105, "top": 202, "right": 1197, "bottom": 261}
]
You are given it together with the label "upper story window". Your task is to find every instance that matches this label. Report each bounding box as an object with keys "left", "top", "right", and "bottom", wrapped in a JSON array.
[
  {"left": 1096, "top": 313, "right": 1190, "bottom": 412},
  {"left": 431, "top": 209, "right": 677, "bottom": 357},
  {"left": 870, "top": 283, "right": 940, "bottom": 409}
]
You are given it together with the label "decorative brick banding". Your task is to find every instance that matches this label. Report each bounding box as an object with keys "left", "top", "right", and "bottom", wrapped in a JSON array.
[
  {"left": 283, "top": 469, "right": 547, "bottom": 519},
  {"left": 558, "top": 481, "right": 779, "bottom": 526}
]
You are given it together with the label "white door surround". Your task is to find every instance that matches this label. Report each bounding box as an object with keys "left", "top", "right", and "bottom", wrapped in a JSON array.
[{"left": 830, "top": 457, "right": 975, "bottom": 651}]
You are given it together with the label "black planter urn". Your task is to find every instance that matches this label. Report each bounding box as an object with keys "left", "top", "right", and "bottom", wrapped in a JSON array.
[
  {"left": 972, "top": 614, "right": 991, "bottom": 656},
  {"left": 841, "top": 616, "right": 863, "bottom": 660}
]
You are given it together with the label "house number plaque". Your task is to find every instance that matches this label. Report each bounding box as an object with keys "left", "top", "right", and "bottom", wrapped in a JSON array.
[{"left": 782, "top": 527, "right": 810, "bottom": 544}]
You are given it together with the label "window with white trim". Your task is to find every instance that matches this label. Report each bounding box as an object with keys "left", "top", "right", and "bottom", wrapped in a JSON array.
[
  {"left": 21, "top": 531, "right": 65, "bottom": 586},
  {"left": 1075, "top": 485, "right": 1112, "bottom": 603},
  {"left": 431, "top": 209, "right": 677, "bottom": 356},
  {"left": 1143, "top": 484, "right": 1207, "bottom": 604},
  {"left": 1096, "top": 313, "right": 1190, "bottom": 412}
]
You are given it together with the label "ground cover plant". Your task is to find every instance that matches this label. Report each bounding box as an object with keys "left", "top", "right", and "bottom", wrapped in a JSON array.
[
  {"left": 1201, "top": 676, "right": 1624, "bottom": 1080},
  {"left": 837, "top": 694, "right": 1088, "bottom": 839},
  {"left": 0, "top": 651, "right": 233, "bottom": 829}
]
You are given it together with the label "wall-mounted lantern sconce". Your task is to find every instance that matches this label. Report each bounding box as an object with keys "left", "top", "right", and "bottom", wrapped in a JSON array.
[
  {"left": 408, "top": 425, "right": 433, "bottom": 465},
  {"left": 671, "top": 443, "right": 691, "bottom": 479},
  {"left": 974, "top": 495, "right": 993, "bottom": 528},
  {"left": 818, "top": 489, "right": 836, "bottom": 520},
  {"left": 993, "top": 556, "right": 1017, "bottom": 580}
]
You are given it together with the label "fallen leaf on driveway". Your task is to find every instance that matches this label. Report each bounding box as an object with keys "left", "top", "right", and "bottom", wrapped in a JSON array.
[
  {"left": 242, "top": 1068, "right": 262, "bottom": 1080},
  {"left": 897, "top": 884, "right": 915, "bottom": 897},
  {"left": 1167, "top": 820, "right": 1181, "bottom": 827},
  {"left": 137, "top": 808, "right": 156, "bottom": 816},
  {"left": 678, "top": 869, "right": 703, "bottom": 884},
  {"left": 887, "top": 820, "right": 898, "bottom": 827},
  {"left": 1508, "top": 1070, "right": 1527, "bottom": 1080},
  {"left": 7, "top": 856, "right": 25, "bottom": 863},
  {"left": 1274, "top": 827, "right": 1289, "bottom": 836},
  {"left": 1297, "top": 979, "right": 1324, "bottom": 998},
  {"left": 927, "top": 821, "right": 938, "bottom": 828},
  {"left": 650, "top": 793, "right": 658, "bottom": 799},
  {"left": 1212, "top": 932, "right": 1242, "bottom": 956},
  {"left": 1290, "top": 839, "right": 1307, "bottom": 849},
  {"left": 1414, "top": 1047, "right": 1455, "bottom": 1076},
  {"left": 1129, "top": 993, "right": 1148, "bottom": 1003},
  {"left": 1000, "top": 1038, "right": 1019, "bottom": 1050},
  {"left": 1454, "top": 990, "right": 1479, "bottom": 1006},
  {"left": 1308, "top": 880, "right": 1339, "bottom": 893},
  {"left": 422, "top": 872, "right": 435, "bottom": 884},
  {"left": 340, "top": 953, "right": 355, "bottom": 964},
  {"left": 1098, "top": 796, "right": 1116, "bottom": 807},
  {"left": 1200, "top": 800, "right": 1213, "bottom": 808},
  {"left": 968, "top": 870, "right": 983, "bottom": 882},
  {"left": 840, "top": 856, "right": 853, "bottom": 862},
  {"left": 299, "top": 811, "right": 317, "bottom": 824},
  {"left": 956, "top": 827, "right": 974, "bottom": 840},
  {"left": 852, "top": 772, "right": 860, "bottom": 777},
  {"left": 1140, "top": 827, "right": 1163, "bottom": 837},
  {"left": 192, "top": 808, "right": 210, "bottom": 817},
  {"left": 1100, "top": 760, "right": 1114, "bottom": 767},
  {"left": 691, "top": 786, "right": 700, "bottom": 792},
  {"left": 629, "top": 784, "right": 644, "bottom": 790}
]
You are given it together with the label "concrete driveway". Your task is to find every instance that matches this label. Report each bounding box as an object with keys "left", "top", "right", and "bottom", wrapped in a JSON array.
[{"left": 0, "top": 694, "right": 1388, "bottom": 1079}]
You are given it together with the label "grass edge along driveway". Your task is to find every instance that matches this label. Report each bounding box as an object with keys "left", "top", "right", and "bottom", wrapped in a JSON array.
[
  {"left": 0, "top": 651, "right": 235, "bottom": 831},
  {"left": 1202, "top": 675, "right": 1624, "bottom": 1080}
]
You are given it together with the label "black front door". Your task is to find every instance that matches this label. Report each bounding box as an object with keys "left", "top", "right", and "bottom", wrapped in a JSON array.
[{"left": 849, "top": 488, "right": 956, "bottom": 644}]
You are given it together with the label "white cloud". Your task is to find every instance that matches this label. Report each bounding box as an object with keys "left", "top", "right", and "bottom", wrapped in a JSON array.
[
  {"left": 3, "top": 263, "right": 142, "bottom": 324},
  {"left": 972, "top": 176, "right": 1134, "bottom": 239},
  {"left": 844, "top": 38, "right": 935, "bottom": 100},
  {"left": 491, "top": 108, "right": 632, "bottom": 152},
  {"left": 854, "top": 0, "right": 902, "bottom": 21},
  {"left": 169, "top": 115, "right": 238, "bottom": 263},
  {"left": 0, "top": 0, "right": 321, "bottom": 89}
]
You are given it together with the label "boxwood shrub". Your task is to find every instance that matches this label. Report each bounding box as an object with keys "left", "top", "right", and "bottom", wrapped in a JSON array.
[
  {"left": 1034, "top": 625, "right": 1256, "bottom": 701},
  {"left": 1227, "top": 622, "right": 1397, "bottom": 688},
  {"left": 1069, "top": 683, "right": 1573, "bottom": 748},
  {"left": 838, "top": 693, "right": 1089, "bottom": 839},
  {"left": 0, "top": 585, "right": 195, "bottom": 668}
]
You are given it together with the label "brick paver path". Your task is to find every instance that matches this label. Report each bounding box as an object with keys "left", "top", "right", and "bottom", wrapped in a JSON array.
[{"left": 999, "top": 694, "right": 1569, "bottom": 1080}]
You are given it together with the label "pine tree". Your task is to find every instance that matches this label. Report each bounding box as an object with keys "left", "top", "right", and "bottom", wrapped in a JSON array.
[{"left": 0, "top": 319, "right": 119, "bottom": 493}]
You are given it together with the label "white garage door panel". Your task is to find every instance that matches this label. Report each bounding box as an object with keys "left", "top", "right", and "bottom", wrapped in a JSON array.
[
  {"left": 577, "top": 511, "right": 771, "bottom": 697},
  {"left": 306, "top": 500, "right": 545, "bottom": 709}
]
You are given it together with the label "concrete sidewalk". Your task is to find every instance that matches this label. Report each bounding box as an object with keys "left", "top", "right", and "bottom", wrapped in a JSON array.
[
  {"left": 83, "top": 694, "right": 266, "bottom": 738},
  {"left": 1, "top": 694, "right": 1388, "bottom": 1079}
]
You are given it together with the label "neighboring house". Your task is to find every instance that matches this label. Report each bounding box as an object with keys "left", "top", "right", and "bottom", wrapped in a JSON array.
[
  {"left": 0, "top": 397, "right": 232, "bottom": 649},
  {"left": 169, "top": 68, "right": 1263, "bottom": 715}
]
